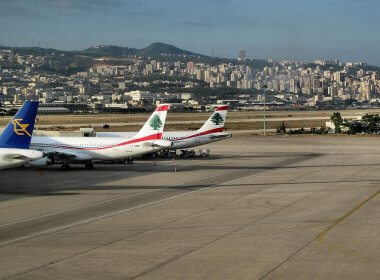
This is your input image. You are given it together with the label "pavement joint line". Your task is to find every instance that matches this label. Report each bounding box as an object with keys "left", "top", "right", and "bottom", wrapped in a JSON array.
[
  {"left": 0, "top": 151, "right": 258, "bottom": 192},
  {"left": 0, "top": 169, "right": 281, "bottom": 247},
  {"left": 2, "top": 155, "right": 324, "bottom": 280},
  {"left": 2, "top": 171, "right": 287, "bottom": 279},
  {"left": 12, "top": 153, "right": 365, "bottom": 279},
  {"left": 257, "top": 163, "right": 375, "bottom": 280},
  {"left": 0, "top": 156, "right": 287, "bottom": 229},
  {"left": 0, "top": 155, "right": 318, "bottom": 248},
  {"left": 131, "top": 154, "right": 363, "bottom": 279},
  {"left": 131, "top": 157, "right": 332, "bottom": 280},
  {"left": 317, "top": 190, "right": 380, "bottom": 244},
  {"left": 135, "top": 156, "right": 368, "bottom": 280},
  {"left": 0, "top": 157, "right": 282, "bottom": 228}
]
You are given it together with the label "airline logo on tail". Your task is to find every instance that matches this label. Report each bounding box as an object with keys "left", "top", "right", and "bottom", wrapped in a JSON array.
[
  {"left": 12, "top": 119, "right": 32, "bottom": 137},
  {"left": 197, "top": 105, "right": 229, "bottom": 134},
  {"left": 211, "top": 112, "right": 224, "bottom": 125},
  {"left": 149, "top": 114, "right": 163, "bottom": 130},
  {"left": 132, "top": 104, "right": 170, "bottom": 140},
  {"left": 0, "top": 100, "right": 39, "bottom": 149}
]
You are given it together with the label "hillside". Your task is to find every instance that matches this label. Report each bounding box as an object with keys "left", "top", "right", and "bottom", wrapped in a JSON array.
[
  {"left": 0, "top": 43, "right": 272, "bottom": 70},
  {"left": 83, "top": 45, "right": 138, "bottom": 56},
  {"left": 139, "top": 42, "right": 203, "bottom": 57},
  {"left": 82, "top": 42, "right": 204, "bottom": 58}
]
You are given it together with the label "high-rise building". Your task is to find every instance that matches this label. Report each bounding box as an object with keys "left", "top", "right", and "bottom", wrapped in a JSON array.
[
  {"left": 238, "top": 49, "right": 247, "bottom": 61},
  {"left": 328, "top": 85, "right": 338, "bottom": 98},
  {"left": 372, "top": 72, "right": 379, "bottom": 81},
  {"left": 186, "top": 62, "right": 194, "bottom": 70},
  {"left": 334, "top": 72, "right": 345, "bottom": 83},
  {"left": 290, "top": 78, "right": 299, "bottom": 93}
]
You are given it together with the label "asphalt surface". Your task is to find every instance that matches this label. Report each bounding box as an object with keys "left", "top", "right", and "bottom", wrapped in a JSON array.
[{"left": 0, "top": 136, "right": 379, "bottom": 280}]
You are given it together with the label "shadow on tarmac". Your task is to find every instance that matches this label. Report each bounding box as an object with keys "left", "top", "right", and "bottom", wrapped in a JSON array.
[{"left": 3, "top": 152, "right": 377, "bottom": 200}]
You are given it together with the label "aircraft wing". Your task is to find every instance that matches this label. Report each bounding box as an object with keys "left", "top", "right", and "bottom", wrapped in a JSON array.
[{"left": 44, "top": 151, "right": 88, "bottom": 161}]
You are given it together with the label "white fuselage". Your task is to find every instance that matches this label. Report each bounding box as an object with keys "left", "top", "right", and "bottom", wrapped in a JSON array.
[
  {"left": 30, "top": 136, "right": 171, "bottom": 161},
  {"left": 95, "top": 131, "right": 231, "bottom": 150},
  {"left": 0, "top": 148, "right": 43, "bottom": 170}
]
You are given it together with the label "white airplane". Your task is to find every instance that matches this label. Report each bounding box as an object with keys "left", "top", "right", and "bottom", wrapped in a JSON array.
[
  {"left": 96, "top": 105, "right": 231, "bottom": 150},
  {"left": 0, "top": 101, "right": 43, "bottom": 170},
  {"left": 29, "top": 104, "right": 172, "bottom": 169}
]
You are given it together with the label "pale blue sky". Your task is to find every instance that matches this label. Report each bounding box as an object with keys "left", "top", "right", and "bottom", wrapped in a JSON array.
[{"left": 0, "top": 0, "right": 379, "bottom": 64}]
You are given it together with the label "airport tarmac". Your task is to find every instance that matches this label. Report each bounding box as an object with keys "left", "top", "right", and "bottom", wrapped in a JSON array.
[{"left": 0, "top": 136, "right": 379, "bottom": 280}]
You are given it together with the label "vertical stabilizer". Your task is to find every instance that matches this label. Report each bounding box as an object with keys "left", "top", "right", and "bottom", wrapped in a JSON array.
[
  {"left": 0, "top": 101, "right": 39, "bottom": 149},
  {"left": 197, "top": 105, "right": 228, "bottom": 134},
  {"left": 132, "top": 104, "right": 170, "bottom": 140}
]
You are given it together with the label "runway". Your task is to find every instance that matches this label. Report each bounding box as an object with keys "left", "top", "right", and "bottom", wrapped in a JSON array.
[
  {"left": 0, "top": 136, "right": 379, "bottom": 279},
  {"left": 32, "top": 116, "right": 332, "bottom": 129}
]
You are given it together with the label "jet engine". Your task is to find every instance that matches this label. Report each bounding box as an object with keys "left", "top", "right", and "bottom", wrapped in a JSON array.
[{"left": 28, "top": 157, "right": 54, "bottom": 167}]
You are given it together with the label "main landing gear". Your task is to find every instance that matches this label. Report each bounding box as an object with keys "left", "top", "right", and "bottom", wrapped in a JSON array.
[
  {"left": 60, "top": 161, "right": 94, "bottom": 170},
  {"left": 61, "top": 164, "right": 71, "bottom": 170},
  {"left": 85, "top": 161, "right": 94, "bottom": 170}
]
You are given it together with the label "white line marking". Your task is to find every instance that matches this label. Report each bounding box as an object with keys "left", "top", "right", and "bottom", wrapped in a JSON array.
[
  {"left": 0, "top": 155, "right": 317, "bottom": 247},
  {"left": 0, "top": 157, "right": 282, "bottom": 228}
]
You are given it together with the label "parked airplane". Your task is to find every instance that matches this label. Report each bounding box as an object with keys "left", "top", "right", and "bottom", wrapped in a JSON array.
[
  {"left": 0, "top": 101, "right": 43, "bottom": 170},
  {"left": 96, "top": 105, "right": 231, "bottom": 150},
  {"left": 29, "top": 104, "right": 172, "bottom": 169}
]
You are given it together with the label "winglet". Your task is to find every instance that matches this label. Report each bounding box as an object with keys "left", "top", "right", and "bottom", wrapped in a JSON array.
[
  {"left": 0, "top": 101, "right": 39, "bottom": 149},
  {"left": 197, "top": 105, "right": 229, "bottom": 133},
  {"left": 132, "top": 104, "right": 170, "bottom": 140}
]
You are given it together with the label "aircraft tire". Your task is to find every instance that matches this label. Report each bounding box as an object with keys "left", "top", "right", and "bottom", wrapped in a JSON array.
[
  {"left": 61, "top": 164, "right": 71, "bottom": 170},
  {"left": 85, "top": 161, "right": 94, "bottom": 170}
]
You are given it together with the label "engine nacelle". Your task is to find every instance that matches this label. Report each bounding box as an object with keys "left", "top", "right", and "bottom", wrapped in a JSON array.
[
  {"left": 28, "top": 157, "right": 54, "bottom": 167},
  {"left": 151, "top": 140, "right": 173, "bottom": 148},
  {"left": 143, "top": 140, "right": 173, "bottom": 149}
]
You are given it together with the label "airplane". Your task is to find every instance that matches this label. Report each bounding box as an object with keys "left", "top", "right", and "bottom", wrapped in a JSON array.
[
  {"left": 0, "top": 101, "right": 43, "bottom": 170},
  {"left": 29, "top": 104, "right": 172, "bottom": 169},
  {"left": 96, "top": 105, "right": 231, "bottom": 150}
]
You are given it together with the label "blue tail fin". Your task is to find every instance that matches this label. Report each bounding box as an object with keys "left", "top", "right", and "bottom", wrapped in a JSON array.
[{"left": 0, "top": 101, "right": 39, "bottom": 149}]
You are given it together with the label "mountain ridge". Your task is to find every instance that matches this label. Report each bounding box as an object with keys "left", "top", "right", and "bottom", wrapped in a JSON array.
[
  {"left": 83, "top": 42, "right": 206, "bottom": 57},
  {"left": 0, "top": 42, "right": 206, "bottom": 58}
]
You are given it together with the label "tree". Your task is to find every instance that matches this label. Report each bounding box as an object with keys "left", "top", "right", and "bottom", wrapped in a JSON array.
[
  {"left": 330, "top": 112, "right": 343, "bottom": 133},
  {"left": 277, "top": 121, "right": 286, "bottom": 133},
  {"left": 211, "top": 112, "right": 224, "bottom": 125},
  {"left": 361, "top": 114, "right": 380, "bottom": 133},
  {"left": 149, "top": 114, "right": 163, "bottom": 130},
  {"left": 341, "top": 121, "right": 353, "bottom": 134}
]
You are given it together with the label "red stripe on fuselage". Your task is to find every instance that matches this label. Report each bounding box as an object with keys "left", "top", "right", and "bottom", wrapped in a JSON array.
[
  {"left": 172, "top": 128, "right": 224, "bottom": 141},
  {"left": 115, "top": 133, "right": 162, "bottom": 147},
  {"left": 216, "top": 106, "right": 229, "bottom": 111},
  {"left": 33, "top": 133, "right": 162, "bottom": 151}
]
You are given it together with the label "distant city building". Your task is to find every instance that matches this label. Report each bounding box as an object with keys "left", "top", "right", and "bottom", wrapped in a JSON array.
[
  {"left": 0, "top": 46, "right": 379, "bottom": 111},
  {"left": 126, "top": 90, "right": 154, "bottom": 102},
  {"left": 238, "top": 49, "right": 247, "bottom": 61}
]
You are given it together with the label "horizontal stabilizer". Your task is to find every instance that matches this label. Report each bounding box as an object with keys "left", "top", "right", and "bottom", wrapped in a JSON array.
[{"left": 209, "top": 133, "right": 232, "bottom": 140}]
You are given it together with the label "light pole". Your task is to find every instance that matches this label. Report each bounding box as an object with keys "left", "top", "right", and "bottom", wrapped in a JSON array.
[{"left": 263, "top": 84, "right": 268, "bottom": 136}]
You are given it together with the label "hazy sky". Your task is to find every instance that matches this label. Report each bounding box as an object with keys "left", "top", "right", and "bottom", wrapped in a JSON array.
[{"left": 0, "top": 0, "right": 379, "bottom": 64}]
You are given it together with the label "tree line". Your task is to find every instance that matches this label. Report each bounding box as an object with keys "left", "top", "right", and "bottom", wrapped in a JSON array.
[{"left": 331, "top": 112, "right": 380, "bottom": 134}]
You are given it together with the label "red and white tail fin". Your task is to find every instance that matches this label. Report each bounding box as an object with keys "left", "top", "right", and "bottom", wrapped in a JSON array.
[
  {"left": 197, "top": 105, "right": 228, "bottom": 134},
  {"left": 132, "top": 104, "right": 170, "bottom": 140}
]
